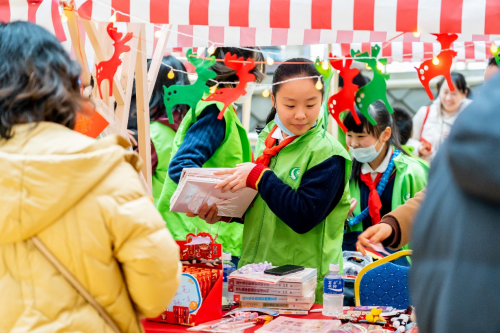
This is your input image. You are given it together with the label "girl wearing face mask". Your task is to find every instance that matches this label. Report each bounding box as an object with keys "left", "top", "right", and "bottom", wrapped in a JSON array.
[
  {"left": 408, "top": 72, "right": 471, "bottom": 162},
  {"left": 156, "top": 47, "right": 265, "bottom": 263},
  {"left": 343, "top": 101, "right": 428, "bottom": 264},
  {"left": 191, "top": 60, "right": 352, "bottom": 303}
]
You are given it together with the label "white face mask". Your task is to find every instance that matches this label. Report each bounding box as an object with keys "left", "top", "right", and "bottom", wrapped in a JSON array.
[
  {"left": 234, "top": 82, "right": 256, "bottom": 104},
  {"left": 349, "top": 140, "right": 385, "bottom": 163}
]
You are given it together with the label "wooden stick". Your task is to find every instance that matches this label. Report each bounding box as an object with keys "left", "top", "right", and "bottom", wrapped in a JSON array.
[
  {"left": 242, "top": 97, "right": 252, "bottom": 132},
  {"left": 328, "top": 44, "right": 340, "bottom": 139},
  {"left": 135, "top": 25, "right": 152, "bottom": 192},
  {"left": 115, "top": 23, "right": 140, "bottom": 130},
  {"left": 65, "top": 9, "right": 90, "bottom": 86},
  {"left": 80, "top": 19, "right": 126, "bottom": 106},
  {"left": 147, "top": 25, "right": 172, "bottom": 103},
  {"left": 330, "top": 69, "right": 339, "bottom": 138}
]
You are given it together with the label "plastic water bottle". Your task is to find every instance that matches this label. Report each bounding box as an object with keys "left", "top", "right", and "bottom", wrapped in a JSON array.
[
  {"left": 322, "top": 263, "right": 344, "bottom": 317},
  {"left": 222, "top": 252, "right": 236, "bottom": 302}
]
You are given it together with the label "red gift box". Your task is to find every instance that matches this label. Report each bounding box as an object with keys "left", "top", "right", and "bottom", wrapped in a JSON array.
[{"left": 147, "top": 233, "right": 223, "bottom": 327}]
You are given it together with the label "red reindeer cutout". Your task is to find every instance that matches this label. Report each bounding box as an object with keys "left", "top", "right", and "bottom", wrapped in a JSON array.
[
  {"left": 203, "top": 53, "right": 256, "bottom": 119},
  {"left": 95, "top": 23, "right": 133, "bottom": 98},
  {"left": 416, "top": 33, "right": 458, "bottom": 100},
  {"left": 328, "top": 55, "right": 362, "bottom": 132}
]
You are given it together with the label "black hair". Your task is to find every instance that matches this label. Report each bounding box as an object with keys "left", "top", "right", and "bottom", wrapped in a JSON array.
[
  {"left": 0, "top": 21, "right": 87, "bottom": 140},
  {"left": 264, "top": 58, "right": 325, "bottom": 125},
  {"left": 436, "top": 72, "right": 471, "bottom": 98},
  {"left": 393, "top": 106, "right": 413, "bottom": 145},
  {"left": 339, "top": 73, "right": 369, "bottom": 89},
  {"left": 207, "top": 47, "right": 266, "bottom": 87},
  {"left": 488, "top": 57, "right": 498, "bottom": 67},
  {"left": 127, "top": 56, "right": 190, "bottom": 130},
  {"left": 344, "top": 101, "right": 408, "bottom": 183},
  {"left": 148, "top": 55, "right": 190, "bottom": 120}
]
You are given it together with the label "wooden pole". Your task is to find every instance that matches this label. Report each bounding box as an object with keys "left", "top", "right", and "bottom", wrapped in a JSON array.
[
  {"left": 115, "top": 23, "right": 140, "bottom": 130},
  {"left": 148, "top": 25, "right": 172, "bottom": 103},
  {"left": 135, "top": 25, "right": 153, "bottom": 192},
  {"left": 242, "top": 97, "right": 252, "bottom": 132},
  {"left": 65, "top": 8, "right": 90, "bottom": 87}
]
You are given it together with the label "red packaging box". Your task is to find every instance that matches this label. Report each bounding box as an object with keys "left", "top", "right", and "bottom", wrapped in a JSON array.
[{"left": 147, "top": 232, "right": 222, "bottom": 327}]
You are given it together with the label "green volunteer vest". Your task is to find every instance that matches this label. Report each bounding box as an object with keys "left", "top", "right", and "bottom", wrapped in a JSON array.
[
  {"left": 239, "top": 120, "right": 352, "bottom": 304},
  {"left": 156, "top": 99, "right": 252, "bottom": 257},
  {"left": 346, "top": 151, "right": 429, "bottom": 251},
  {"left": 150, "top": 121, "right": 176, "bottom": 204}
]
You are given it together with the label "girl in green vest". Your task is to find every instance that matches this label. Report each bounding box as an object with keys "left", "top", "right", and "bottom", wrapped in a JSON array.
[
  {"left": 194, "top": 59, "right": 352, "bottom": 304},
  {"left": 126, "top": 56, "right": 190, "bottom": 202},
  {"left": 147, "top": 56, "right": 190, "bottom": 203},
  {"left": 156, "top": 47, "right": 265, "bottom": 263},
  {"left": 342, "top": 102, "right": 428, "bottom": 265}
]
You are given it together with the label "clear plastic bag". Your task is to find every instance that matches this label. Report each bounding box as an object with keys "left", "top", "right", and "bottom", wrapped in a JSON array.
[
  {"left": 329, "top": 323, "right": 389, "bottom": 333},
  {"left": 343, "top": 251, "right": 373, "bottom": 277}
]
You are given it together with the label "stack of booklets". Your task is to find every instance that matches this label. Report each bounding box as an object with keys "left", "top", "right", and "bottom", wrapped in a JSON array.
[
  {"left": 170, "top": 168, "right": 258, "bottom": 218},
  {"left": 229, "top": 268, "right": 317, "bottom": 313}
]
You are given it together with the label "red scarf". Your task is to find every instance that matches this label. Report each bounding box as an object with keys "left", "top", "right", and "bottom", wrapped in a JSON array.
[
  {"left": 359, "top": 172, "right": 384, "bottom": 225},
  {"left": 255, "top": 125, "right": 297, "bottom": 167}
]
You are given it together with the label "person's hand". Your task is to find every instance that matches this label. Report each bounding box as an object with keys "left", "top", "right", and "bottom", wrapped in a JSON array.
[
  {"left": 186, "top": 203, "right": 220, "bottom": 224},
  {"left": 127, "top": 130, "right": 138, "bottom": 147},
  {"left": 214, "top": 163, "right": 257, "bottom": 193},
  {"left": 356, "top": 223, "right": 393, "bottom": 256},
  {"left": 348, "top": 198, "right": 357, "bottom": 217},
  {"left": 418, "top": 142, "right": 432, "bottom": 157}
]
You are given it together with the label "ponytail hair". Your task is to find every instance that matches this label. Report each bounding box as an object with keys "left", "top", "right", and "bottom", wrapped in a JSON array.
[
  {"left": 260, "top": 58, "right": 324, "bottom": 129},
  {"left": 344, "top": 101, "right": 408, "bottom": 183}
]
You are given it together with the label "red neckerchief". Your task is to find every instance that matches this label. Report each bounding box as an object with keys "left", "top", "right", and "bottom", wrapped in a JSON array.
[
  {"left": 359, "top": 172, "right": 384, "bottom": 225},
  {"left": 254, "top": 125, "right": 297, "bottom": 167}
]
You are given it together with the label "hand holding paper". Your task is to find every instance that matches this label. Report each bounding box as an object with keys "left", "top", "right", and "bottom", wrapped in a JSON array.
[
  {"left": 187, "top": 204, "right": 220, "bottom": 224},
  {"left": 356, "top": 223, "right": 393, "bottom": 256},
  {"left": 214, "top": 163, "right": 257, "bottom": 193},
  {"left": 170, "top": 168, "right": 258, "bottom": 218}
]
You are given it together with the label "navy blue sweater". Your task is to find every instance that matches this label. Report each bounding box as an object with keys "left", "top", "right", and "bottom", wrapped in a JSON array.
[
  {"left": 258, "top": 156, "right": 345, "bottom": 234},
  {"left": 168, "top": 105, "right": 225, "bottom": 184}
]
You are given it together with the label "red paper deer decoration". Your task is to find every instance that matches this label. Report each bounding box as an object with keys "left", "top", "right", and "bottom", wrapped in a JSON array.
[
  {"left": 328, "top": 55, "right": 362, "bottom": 132},
  {"left": 203, "top": 53, "right": 256, "bottom": 119},
  {"left": 95, "top": 23, "right": 133, "bottom": 99},
  {"left": 415, "top": 33, "right": 458, "bottom": 100}
]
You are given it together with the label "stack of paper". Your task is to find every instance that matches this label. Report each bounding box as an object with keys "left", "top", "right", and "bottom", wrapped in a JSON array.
[
  {"left": 229, "top": 268, "right": 318, "bottom": 311},
  {"left": 170, "top": 168, "right": 258, "bottom": 218}
]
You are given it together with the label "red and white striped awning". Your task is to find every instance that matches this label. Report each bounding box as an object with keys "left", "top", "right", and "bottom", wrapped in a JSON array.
[
  {"left": 0, "top": 0, "right": 66, "bottom": 41},
  {"left": 71, "top": 22, "right": 495, "bottom": 62},
  {"left": 332, "top": 41, "right": 494, "bottom": 62},
  {"left": 77, "top": 0, "right": 500, "bottom": 35}
]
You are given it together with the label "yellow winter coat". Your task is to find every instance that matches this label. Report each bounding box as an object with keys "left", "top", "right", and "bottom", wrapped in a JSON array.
[{"left": 0, "top": 122, "right": 181, "bottom": 333}]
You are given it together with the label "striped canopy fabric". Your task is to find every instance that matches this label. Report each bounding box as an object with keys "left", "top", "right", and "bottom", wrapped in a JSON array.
[
  {"left": 0, "top": 0, "right": 66, "bottom": 41},
  {"left": 1, "top": 0, "right": 497, "bottom": 62},
  {"left": 76, "top": 0, "right": 500, "bottom": 35}
]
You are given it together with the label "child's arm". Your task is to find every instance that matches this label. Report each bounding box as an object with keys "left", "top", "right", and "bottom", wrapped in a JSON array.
[
  {"left": 249, "top": 156, "right": 346, "bottom": 234},
  {"left": 168, "top": 105, "right": 226, "bottom": 184},
  {"left": 356, "top": 188, "right": 426, "bottom": 253}
]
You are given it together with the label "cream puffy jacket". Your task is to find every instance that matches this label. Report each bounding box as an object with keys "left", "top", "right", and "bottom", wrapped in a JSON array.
[{"left": 0, "top": 122, "right": 181, "bottom": 333}]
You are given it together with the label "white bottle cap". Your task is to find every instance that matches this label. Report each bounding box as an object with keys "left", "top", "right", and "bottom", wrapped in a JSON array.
[
  {"left": 222, "top": 252, "right": 232, "bottom": 261},
  {"left": 329, "top": 263, "right": 340, "bottom": 272}
]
